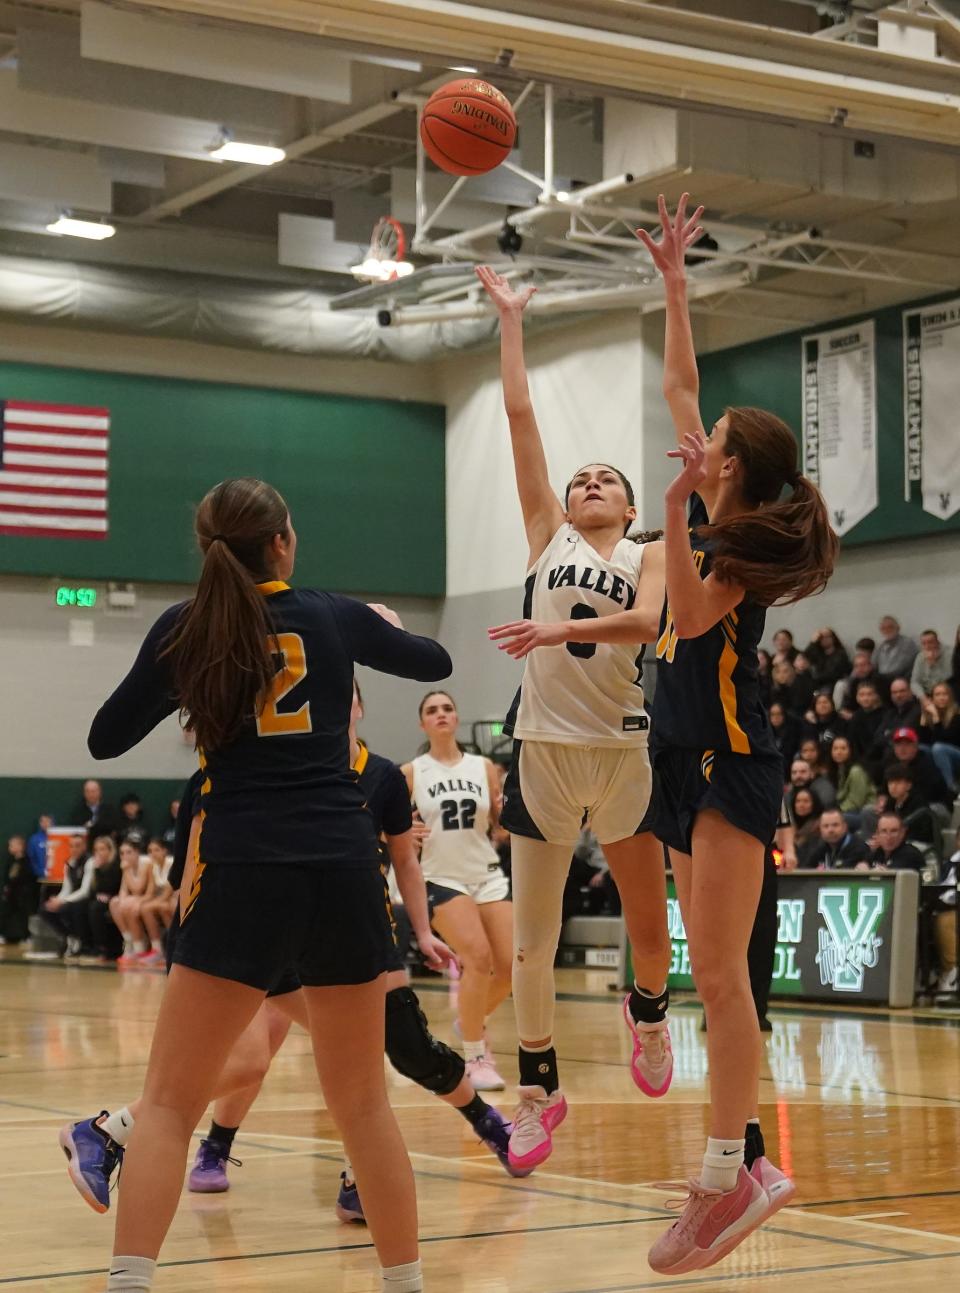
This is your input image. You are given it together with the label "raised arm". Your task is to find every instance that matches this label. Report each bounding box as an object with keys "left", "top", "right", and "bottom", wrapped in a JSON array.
[
  {"left": 476, "top": 266, "right": 565, "bottom": 565},
  {"left": 88, "top": 605, "right": 182, "bottom": 759},
  {"left": 664, "top": 435, "right": 743, "bottom": 639},
  {"left": 335, "top": 598, "right": 452, "bottom": 682},
  {"left": 636, "top": 194, "right": 707, "bottom": 448}
]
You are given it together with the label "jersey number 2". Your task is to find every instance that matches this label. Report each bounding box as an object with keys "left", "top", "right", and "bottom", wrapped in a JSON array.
[
  {"left": 440, "top": 799, "right": 477, "bottom": 831},
  {"left": 257, "top": 633, "right": 312, "bottom": 737}
]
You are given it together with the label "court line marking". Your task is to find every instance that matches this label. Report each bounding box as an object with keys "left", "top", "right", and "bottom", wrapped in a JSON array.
[
  {"left": 0, "top": 1215, "right": 936, "bottom": 1287},
  {"left": 232, "top": 1131, "right": 936, "bottom": 1259},
  {"left": 845, "top": 1212, "right": 909, "bottom": 1220},
  {"left": 794, "top": 1187, "right": 960, "bottom": 1209},
  {"left": 3, "top": 1229, "right": 955, "bottom": 1287},
  {"left": 796, "top": 1207, "right": 960, "bottom": 1245}
]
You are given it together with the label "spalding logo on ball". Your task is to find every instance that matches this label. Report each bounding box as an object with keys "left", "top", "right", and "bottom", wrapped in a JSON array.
[{"left": 420, "top": 78, "right": 517, "bottom": 176}]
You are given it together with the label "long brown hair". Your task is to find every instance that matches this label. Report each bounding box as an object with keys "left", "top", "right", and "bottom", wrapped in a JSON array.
[
  {"left": 700, "top": 407, "right": 838, "bottom": 606},
  {"left": 162, "top": 478, "right": 290, "bottom": 751}
]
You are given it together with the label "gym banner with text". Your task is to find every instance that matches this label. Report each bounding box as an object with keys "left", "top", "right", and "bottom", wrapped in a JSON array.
[
  {"left": 802, "top": 320, "right": 878, "bottom": 537},
  {"left": 903, "top": 297, "right": 960, "bottom": 521}
]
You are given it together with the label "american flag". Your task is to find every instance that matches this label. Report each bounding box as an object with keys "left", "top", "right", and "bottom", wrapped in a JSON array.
[{"left": 0, "top": 399, "right": 110, "bottom": 540}]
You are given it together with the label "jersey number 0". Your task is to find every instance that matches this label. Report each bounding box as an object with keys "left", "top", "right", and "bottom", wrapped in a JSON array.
[{"left": 256, "top": 633, "right": 312, "bottom": 737}]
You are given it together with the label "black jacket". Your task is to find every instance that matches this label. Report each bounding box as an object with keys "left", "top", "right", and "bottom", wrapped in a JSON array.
[
  {"left": 882, "top": 748, "right": 952, "bottom": 812},
  {"left": 807, "top": 833, "right": 872, "bottom": 870},
  {"left": 867, "top": 841, "right": 925, "bottom": 872}
]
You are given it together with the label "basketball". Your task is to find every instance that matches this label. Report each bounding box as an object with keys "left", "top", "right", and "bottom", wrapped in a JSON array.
[{"left": 419, "top": 78, "right": 516, "bottom": 176}]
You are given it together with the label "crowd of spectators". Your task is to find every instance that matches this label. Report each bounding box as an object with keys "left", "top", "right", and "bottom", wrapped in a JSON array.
[
  {"left": 765, "top": 616, "right": 959, "bottom": 995},
  {"left": 0, "top": 779, "right": 179, "bottom": 965}
]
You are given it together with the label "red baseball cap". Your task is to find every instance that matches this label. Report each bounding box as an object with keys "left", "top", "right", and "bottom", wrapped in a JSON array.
[{"left": 892, "top": 727, "right": 918, "bottom": 743}]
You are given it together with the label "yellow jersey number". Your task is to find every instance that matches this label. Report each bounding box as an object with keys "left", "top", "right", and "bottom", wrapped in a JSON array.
[
  {"left": 256, "top": 632, "right": 312, "bottom": 736},
  {"left": 656, "top": 549, "right": 705, "bottom": 665}
]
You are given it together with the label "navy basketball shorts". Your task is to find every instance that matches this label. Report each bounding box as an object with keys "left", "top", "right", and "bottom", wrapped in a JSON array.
[
  {"left": 648, "top": 746, "right": 783, "bottom": 856},
  {"left": 170, "top": 862, "right": 397, "bottom": 991}
]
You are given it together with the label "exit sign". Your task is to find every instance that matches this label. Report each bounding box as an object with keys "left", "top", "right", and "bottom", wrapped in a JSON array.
[{"left": 56, "top": 586, "right": 97, "bottom": 608}]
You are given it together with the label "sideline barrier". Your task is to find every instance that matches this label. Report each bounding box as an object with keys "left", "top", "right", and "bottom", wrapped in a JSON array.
[{"left": 619, "top": 869, "right": 920, "bottom": 1008}]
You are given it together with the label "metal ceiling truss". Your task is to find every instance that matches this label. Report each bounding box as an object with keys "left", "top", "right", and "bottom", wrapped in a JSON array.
[{"left": 331, "top": 77, "right": 960, "bottom": 325}]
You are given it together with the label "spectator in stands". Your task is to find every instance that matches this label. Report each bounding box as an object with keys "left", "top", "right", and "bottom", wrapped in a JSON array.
[
  {"left": 837, "top": 650, "right": 885, "bottom": 717},
  {"left": 804, "top": 690, "right": 847, "bottom": 746},
  {"left": 87, "top": 836, "right": 122, "bottom": 963},
  {"left": 861, "top": 811, "right": 925, "bottom": 872},
  {"left": 757, "top": 649, "right": 773, "bottom": 707},
  {"left": 160, "top": 799, "right": 180, "bottom": 853},
  {"left": 1, "top": 835, "right": 35, "bottom": 944},
  {"left": 883, "top": 677, "right": 922, "bottom": 738},
  {"left": 920, "top": 681, "right": 960, "bottom": 793},
  {"left": 828, "top": 735, "right": 876, "bottom": 827},
  {"left": 873, "top": 615, "right": 918, "bottom": 683},
  {"left": 870, "top": 762, "right": 936, "bottom": 845},
  {"left": 109, "top": 839, "right": 155, "bottom": 967},
  {"left": 806, "top": 806, "right": 871, "bottom": 870},
  {"left": 795, "top": 743, "right": 836, "bottom": 807},
  {"left": 771, "top": 658, "right": 814, "bottom": 719},
  {"left": 768, "top": 701, "right": 801, "bottom": 777},
  {"left": 952, "top": 626, "right": 960, "bottom": 695},
  {"left": 911, "top": 629, "right": 952, "bottom": 698},
  {"left": 934, "top": 829, "right": 958, "bottom": 995},
  {"left": 70, "top": 778, "right": 120, "bottom": 846},
  {"left": 772, "top": 628, "right": 798, "bottom": 663},
  {"left": 39, "top": 834, "right": 95, "bottom": 958},
  {"left": 26, "top": 814, "right": 53, "bottom": 882},
  {"left": 885, "top": 727, "right": 952, "bottom": 818},
  {"left": 856, "top": 636, "right": 876, "bottom": 655},
  {"left": 846, "top": 681, "right": 888, "bottom": 777},
  {"left": 804, "top": 627, "right": 852, "bottom": 690},
  {"left": 791, "top": 788, "right": 824, "bottom": 865},
  {"left": 118, "top": 792, "right": 149, "bottom": 851},
  {"left": 562, "top": 827, "right": 620, "bottom": 922},
  {"left": 138, "top": 838, "right": 176, "bottom": 963}
]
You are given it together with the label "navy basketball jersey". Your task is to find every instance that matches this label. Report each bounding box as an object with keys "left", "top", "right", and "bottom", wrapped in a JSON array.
[
  {"left": 355, "top": 741, "right": 412, "bottom": 839},
  {"left": 652, "top": 495, "right": 775, "bottom": 757},
  {"left": 89, "top": 582, "right": 450, "bottom": 866}
]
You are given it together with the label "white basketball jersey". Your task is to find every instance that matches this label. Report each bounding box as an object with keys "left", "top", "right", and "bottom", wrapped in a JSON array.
[
  {"left": 509, "top": 524, "right": 650, "bottom": 748},
  {"left": 412, "top": 751, "right": 500, "bottom": 888}
]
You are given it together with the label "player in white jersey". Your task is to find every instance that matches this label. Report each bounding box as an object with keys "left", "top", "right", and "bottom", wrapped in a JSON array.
[
  {"left": 478, "top": 265, "right": 673, "bottom": 1174},
  {"left": 403, "top": 690, "right": 512, "bottom": 1091}
]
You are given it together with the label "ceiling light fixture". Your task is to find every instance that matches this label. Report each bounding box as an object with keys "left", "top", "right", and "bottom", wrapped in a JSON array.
[
  {"left": 208, "top": 130, "right": 286, "bottom": 166},
  {"left": 46, "top": 216, "right": 116, "bottom": 240},
  {"left": 448, "top": 64, "right": 479, "bottom": 74}
]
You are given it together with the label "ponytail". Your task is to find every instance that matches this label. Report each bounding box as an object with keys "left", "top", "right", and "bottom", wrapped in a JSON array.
[
  {"left": 161, "top": 478, "right": 290, "bottom": 751},
  {"left": 702, "top": 407, "right": 839, "bottom": 607}
]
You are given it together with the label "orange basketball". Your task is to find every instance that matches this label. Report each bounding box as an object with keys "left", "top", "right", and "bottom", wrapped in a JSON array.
[{"left": 419, "top": 78, "right": 516, "bottom": 176}]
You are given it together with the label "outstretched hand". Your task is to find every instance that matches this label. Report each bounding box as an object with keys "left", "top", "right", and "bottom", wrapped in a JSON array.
[
  {"left": 368, "top": 602, "right": 403, "bottom": 630},
  {"left": 636, "top": 193, "right": 705, "bottom": 279},
  {"left": 476, "top": 265, "right": 537, "bottom": 314},
  {"left": 665, "top": 432, "right": 707, "bottom": 506},
  {"left": 488, "top": 619, "right": 568, "bottom": 659}
]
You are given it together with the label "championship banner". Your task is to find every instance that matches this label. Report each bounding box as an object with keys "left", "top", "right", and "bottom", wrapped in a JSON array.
[
  {"left": 802, "top": 321, "right": 878, "bottom": 536},
  {"left": 903, "top": 298, "right": 960, "bottom": 519}
]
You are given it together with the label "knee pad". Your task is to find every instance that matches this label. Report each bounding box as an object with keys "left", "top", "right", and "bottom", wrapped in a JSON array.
[{"left": 384, "top": 986, "right": 465, "bottom": 1096}]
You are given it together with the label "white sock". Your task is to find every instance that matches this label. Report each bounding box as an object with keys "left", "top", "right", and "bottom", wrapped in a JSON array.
[
  {"left": 382, "top": 1258, "right": 423, "bottom": 1291},
  {"left": 342, "top": 1151, "right": 354, "bottom": 1185},
  {"left": 151, "top": 940, "right": 162, "bottom": 952},
  {"left": 122, "top": 940, "right": 133, "bottom": 954},
  {"left": 462, "top": 1039, "right": 485, "bottom": 1063},
  {"left": 133, "top": 941, "right": 147, "bottom": 954},
  {"left": 701, "top": 1137, "right": 744, "bottom": 1191},
  {"left": 106, "top": 1255, "right": 155, "bottom": 1290},
  {"left": 99, "top": 1107, "right": 134, "bottom": 1147}
]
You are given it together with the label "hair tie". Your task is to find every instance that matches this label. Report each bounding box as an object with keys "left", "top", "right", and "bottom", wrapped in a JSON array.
[{"left": 210, "top": 533, "right": 227, "bottom": 543}]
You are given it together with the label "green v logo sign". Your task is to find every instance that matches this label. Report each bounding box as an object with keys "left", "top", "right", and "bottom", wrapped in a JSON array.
[{"left": 816, "top": 888, "right": 886, "bottom": 992}]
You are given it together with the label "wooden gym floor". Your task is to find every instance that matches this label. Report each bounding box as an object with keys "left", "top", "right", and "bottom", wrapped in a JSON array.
[{"left": 1, "top": 954, "right": 959, "bottom": 1291}]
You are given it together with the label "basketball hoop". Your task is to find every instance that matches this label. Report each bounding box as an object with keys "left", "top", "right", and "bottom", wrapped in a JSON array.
[{"left": 350, "top": 216, "right": 415, "bottom": 283}]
